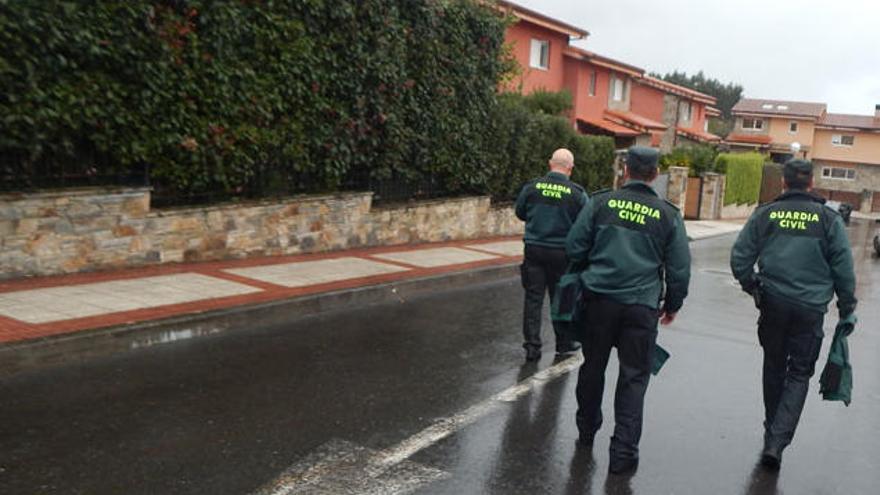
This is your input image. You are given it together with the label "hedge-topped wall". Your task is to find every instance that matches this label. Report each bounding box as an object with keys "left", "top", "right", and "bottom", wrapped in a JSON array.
[
  {"left": 0, "top": 1, "right": 513, "bottom": 199},
  {"left": 716, "top": 152, "right": 764, "bottom": 205}
]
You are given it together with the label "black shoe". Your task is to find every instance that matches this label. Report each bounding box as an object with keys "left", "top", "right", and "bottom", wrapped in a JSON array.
[
  {"left": 525, "top": 347, "right": 542, "bottom": 362},
  {"left": 556, "top": 342, "right": 582, "bottom": 356},
  {"left": 760, "top": 445, "right": 782, "bottom": 470},
  {"left": 608, "top": 456, "right": 639, "bottom": 475}
]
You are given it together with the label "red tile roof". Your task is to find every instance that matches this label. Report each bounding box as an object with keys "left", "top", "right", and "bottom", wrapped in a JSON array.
[
  {"left": 725, "top": 134, "right": 773, "bottom": 145},
  {"left": 605, "top": 109, "right": 667, "bottom": 131},
  {"left": 577, "top": 118, "right": 641, "bottom": 137},
  {"left": 563, "top": 47, "right": 644, "bottom": 77},
  {"left": 496, "top": 1, "right": 589, "bottom": 38},
  {"left": 677, "top": 127, "right": 721, "bottom": 143},
  {"left": 818, "top": 113, "right": 880, "bottom": 130},
  {"left": 732, "top": 98, "right": 826, "bottom": 119},
  {"left": 639, "top": 77, "right": 717, "bottom": 105},
  {"left": 706, "top": 106, "right": 722, "bottom": 117}
]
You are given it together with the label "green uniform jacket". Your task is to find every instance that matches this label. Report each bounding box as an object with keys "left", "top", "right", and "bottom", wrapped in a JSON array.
[
  {"left": 565, "top": 181, "right": 691, "bottom": 312},
  {"left": 515, "top": 171, "right": 589, "bottom": 249},
  {"left": 730, "top": 190, "right": 857, "bottom": 315}
]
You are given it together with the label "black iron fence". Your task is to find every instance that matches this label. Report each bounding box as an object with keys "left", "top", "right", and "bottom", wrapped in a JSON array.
[{"left": 1, "top": 151, "right": 453, "bottom": 208}]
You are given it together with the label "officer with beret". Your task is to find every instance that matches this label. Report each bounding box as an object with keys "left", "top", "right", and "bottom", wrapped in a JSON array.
[
  {"left": 730, "top": 158, "right": 856, "bottom": 470},
  {"left": 515, "top": 148, "right": 589, "bottom": 362},
  {"left": 565, "top": 146, "right": 691, "bottom": 474}
]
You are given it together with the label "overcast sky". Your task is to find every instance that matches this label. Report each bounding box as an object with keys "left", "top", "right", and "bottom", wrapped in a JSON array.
[{"left": 512, "top": 0, "right": 880, "bottom": 115}]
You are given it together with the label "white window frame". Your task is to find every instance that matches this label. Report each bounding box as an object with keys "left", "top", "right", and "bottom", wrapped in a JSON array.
[
  {"left": 821, "top": 166, "right": 856, "bottom": 181},
  {"left": 588, "top": 70, "right": 597, "bottom": 96},
  {"left": 789, "top": 121, "right": 798, "bottom": 134},
  {"left": 831, "top": 134, "right": 855, "bottom": 147},
  {"left": 679, "top": 101, "right": 692, "bottom": 124},
  {"left": 704, "top": 120, "right": 709, "bottom": 132},
  {"left": 611, "top": 76, "right": 625, "bottom": 102},
  {"left": 529, "top": 39, "right": 550, "bottom": 70},
  {"left": 742, "top": 118, "right": 764, "bottom": 131}
]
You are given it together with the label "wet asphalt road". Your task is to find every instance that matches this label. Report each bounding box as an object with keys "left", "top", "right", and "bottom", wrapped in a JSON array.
[{"left": 1, "top": 221, "right": 878, "bottom": 494}]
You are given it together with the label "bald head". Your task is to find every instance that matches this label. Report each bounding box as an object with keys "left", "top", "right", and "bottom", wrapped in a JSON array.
[{"left": 549, "top": 148, "right": 574, "bottom": 176}]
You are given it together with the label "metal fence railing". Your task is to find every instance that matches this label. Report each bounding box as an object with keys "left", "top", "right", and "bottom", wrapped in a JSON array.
[{"left": 1, "top": 151, "right": 453, "bottom": 208}]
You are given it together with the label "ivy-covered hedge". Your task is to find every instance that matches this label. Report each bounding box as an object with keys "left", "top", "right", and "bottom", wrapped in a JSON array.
[
  {"left": 0, "top": 0, "right": 511, "bottom": 199},
  {"left": 483, "top": 93, "right": 615, "bottom": 200},
  {"left": 717, "top": 152, "right": 764, "bottom": 205},
  {"left": 0, "top": 1, "right": 615, "bottom": 203}
]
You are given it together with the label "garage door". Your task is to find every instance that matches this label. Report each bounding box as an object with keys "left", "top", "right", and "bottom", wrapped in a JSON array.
[{"left": 830, "top": 190, "right": 861, "bottom": 207}]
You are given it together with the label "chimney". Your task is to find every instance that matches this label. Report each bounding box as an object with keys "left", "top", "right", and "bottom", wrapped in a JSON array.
[{"left": 875, "top": 104, "right": 880, "bottom": 120}]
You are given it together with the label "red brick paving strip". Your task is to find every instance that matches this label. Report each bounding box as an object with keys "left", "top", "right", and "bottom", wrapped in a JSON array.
[{"left": 0, "top": 237, "right": 522, "bottom": 344}]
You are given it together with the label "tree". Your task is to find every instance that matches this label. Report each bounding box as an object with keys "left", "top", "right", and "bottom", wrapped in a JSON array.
[{"left": 649, "top": 70, "right": 743, "bottom": 138}]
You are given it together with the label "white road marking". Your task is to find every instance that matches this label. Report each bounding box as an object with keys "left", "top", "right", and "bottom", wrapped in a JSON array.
[{"left": 252, "top": 355, "right": 583, "bottom": 494}]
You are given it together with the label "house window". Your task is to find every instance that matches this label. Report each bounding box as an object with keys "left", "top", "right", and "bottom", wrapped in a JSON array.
[
  {"left": 679, "top": 101, "right": 692, "bottom": 124},
  {"left": 761, "top": 104, "right": 774, "bottom": 110},
  {"left": 742, "top": 118, "right": 764, "bottom": 130},
  {"left": 832, "top": 134, "right": 855, "bottom": 146},
  {"left": 611, "top": 76, "right": 625, "bottom": 102},
  {"left": 529, "top": 39, "right": 550, "bottom": 70},
  {"left": 704, "top": 120, "right": 709, "bottom": 132},
  {"left": 588, "top": 70, "right": 597, "bottom": 96},
  {"left": 789, "top": 121, "right": 798, "bottom": 133},
  {"left": 821, "top": 167, "right": 856, "bottom": 180}
]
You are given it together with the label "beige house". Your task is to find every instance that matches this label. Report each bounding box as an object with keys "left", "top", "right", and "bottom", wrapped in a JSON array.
[{"left": 728, "top": 98, "right": 880, "bottom": 212}]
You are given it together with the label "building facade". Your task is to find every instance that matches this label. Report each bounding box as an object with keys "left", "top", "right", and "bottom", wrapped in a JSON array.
[
  {"left": 729, "top": 98, "right": 880, "bottom": 212},
  {"left": 498, "top": 1, "right": 720, "bottom": 151}
]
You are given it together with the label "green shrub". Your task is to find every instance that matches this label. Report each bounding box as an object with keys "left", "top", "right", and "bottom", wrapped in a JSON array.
[
  {"left": 0, "top": 0, "right": 510, "bottom": 200},
  {"left": 482, "top": 93, "right": 614, "bottom": 201},
  {"left": 520, "top": 89, "right": 573, "bottom": 116},
  {"left": 718, "top": 152, "right": 764, "bottom": 205},
  {"left": 660, "top": 145, "right": 719, "bottom": 177}
]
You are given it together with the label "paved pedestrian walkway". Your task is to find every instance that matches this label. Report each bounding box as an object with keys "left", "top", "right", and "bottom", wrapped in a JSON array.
[{"left": 0, "top": 220, "right": 743, "bottom": 346}]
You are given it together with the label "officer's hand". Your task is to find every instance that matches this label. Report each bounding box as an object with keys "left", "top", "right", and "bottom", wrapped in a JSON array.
[{"left": 659, "top": 310, "right": 677, "bottom": 325}]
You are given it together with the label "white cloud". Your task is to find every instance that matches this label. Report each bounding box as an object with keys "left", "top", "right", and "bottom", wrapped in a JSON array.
[{"left": 511, "top": 0, "right": 880, "bottom": 114}]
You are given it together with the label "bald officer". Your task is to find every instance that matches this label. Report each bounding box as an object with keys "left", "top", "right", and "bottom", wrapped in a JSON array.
[
  {"left": 515, "top": 149, "right": 589, "bottom": 362},
  {"left": 731, "top": 158, "right": 856, "bottom": 470}
]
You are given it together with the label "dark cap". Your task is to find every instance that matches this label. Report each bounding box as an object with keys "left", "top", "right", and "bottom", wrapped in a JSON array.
[
  {"left": 783, "top": 158, "right": 813, "bottom": 183},
  {"left": 626, "top": 146, "right": 660, "bottom": 175}
]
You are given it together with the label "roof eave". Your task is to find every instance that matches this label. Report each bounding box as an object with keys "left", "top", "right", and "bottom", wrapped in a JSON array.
[{"left": 496, "top": 1, "right": 589, "bottom": 39}]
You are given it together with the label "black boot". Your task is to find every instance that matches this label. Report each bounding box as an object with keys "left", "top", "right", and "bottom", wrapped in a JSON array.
[
  {"left": 760, "top": 443, "right": 783, "bottom": 470},
  {"left": 525, "top": 346, "right": 542, "bottom": 362}
]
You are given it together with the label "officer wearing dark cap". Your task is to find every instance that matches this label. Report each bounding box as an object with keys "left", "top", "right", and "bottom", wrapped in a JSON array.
[
  {"left": 730, "top": 158, "right": 856, "bottom": 470},
  {"left": 565, "top": 146, "right": 691, "bottom": 474},
  {"left": 515, "top": 148, "right": 589, "bottom": 361}
]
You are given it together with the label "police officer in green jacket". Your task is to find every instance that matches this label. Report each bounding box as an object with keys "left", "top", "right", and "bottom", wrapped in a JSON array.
[
  {"left": 515, "top": 148, "right": 589, "bottom": 362},
  {"left": 565, "top": 146, "right": 691, "bottom": 475},
  {"left": 730, "top": 158, "right": 856, "bottom": 470}
]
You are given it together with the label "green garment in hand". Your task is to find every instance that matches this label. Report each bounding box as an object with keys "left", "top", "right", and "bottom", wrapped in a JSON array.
[{"left": 820, "top": 314, "right": 857, "bottom": 406}]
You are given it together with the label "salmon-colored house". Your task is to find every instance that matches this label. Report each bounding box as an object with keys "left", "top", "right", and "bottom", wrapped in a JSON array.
[{"left": 498, "top": 1, "right": 720, "bottom": 151}]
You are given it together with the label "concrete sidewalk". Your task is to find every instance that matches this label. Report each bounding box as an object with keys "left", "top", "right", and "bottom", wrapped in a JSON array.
[{"left": 0, "top": 220, "right": 742, "bottom": 371}]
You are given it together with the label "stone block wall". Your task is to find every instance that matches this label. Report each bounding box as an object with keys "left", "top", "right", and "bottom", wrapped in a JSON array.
[
  {"left": 666, "top": 166, "right": 689, "bottom": 208},
  {"left": 699, "top": 173, "right": 724, "bottom": 220},
  {"left": 0, "top": 189, "right": 523, "bottom": 280}
]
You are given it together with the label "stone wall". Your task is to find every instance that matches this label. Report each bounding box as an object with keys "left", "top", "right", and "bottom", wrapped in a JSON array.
[
  {"left": 0, "top": 189, "right": 522, "bottom": 280},
  {"left": 698, "top": 173, "right": 724, "bottom": 220},
  {"left": 666, "top": 166, "right": 689, "bottom": 208},
  {"left": 721, "top": 202, "right": 757, "bottom": 219}
]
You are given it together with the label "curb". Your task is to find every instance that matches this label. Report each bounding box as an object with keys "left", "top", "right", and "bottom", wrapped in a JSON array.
[{"left": 0, "top": 263, "right": 519, "bottom": 379}]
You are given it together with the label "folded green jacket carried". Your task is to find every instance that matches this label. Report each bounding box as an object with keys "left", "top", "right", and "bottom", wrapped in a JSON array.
[
  {"left": 652, "top": 344, "right": 670, "bottom": 376},
  {"left": 820, "top": 314, "right": 857, "bottom": 406},
  {"left": 551, "top": 272, "right": 583, "bottom": 324}
]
